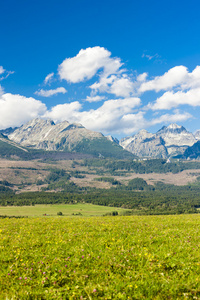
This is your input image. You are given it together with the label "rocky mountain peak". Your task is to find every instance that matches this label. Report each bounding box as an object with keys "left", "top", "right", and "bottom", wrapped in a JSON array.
[
  {"left": 135, "top": 129, "right": 153, "bottom": 139},
  {"left": 8, "top": 118, "right": 104, "bottom": 151},
  {"left": 168, "top": 123, "right": 182, "bottom": 130},
  {"left": 25, "top": 118, "right": 56, "bottom": 128},
  {"left": 157, "top": 123, "right": 186, "bottom": 134},
  {"left": 119, "top": 129, "right": 167, "bottom": 158},
  {"left": 106, "top": 135, "right": 119, "bottom": 144},
  {"left": 120, "top": 123, "right": 198, "bottom": 158}
]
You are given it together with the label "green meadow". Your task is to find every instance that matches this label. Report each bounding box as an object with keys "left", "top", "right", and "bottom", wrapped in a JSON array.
[
  {"left": 0, "top": 203, "right": 124, "bottom": 217},
  {"left": 1, "top": 214, "right": 200, "bottom": 299}
]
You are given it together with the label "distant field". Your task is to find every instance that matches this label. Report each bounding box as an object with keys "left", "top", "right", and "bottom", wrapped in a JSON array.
[
  {"left": 1, "top": 214, "right": 200, "bottom": 299},
  {"left": 0, "top": 203, "right": 124, "bottom": 217}
]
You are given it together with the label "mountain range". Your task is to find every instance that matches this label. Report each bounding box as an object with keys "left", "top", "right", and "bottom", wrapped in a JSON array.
[
  {"left": 0, "top": 119, "right": 200, "bottom": 159},
  {"left": 0, "top": 118, "right": 133, "bottom": 159},
  {"left": 120, "top": 123, "right": 200, "bottom": 158}
]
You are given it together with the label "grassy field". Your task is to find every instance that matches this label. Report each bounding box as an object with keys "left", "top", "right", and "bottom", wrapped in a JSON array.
[
  {"left": 1, "top": 214, "right": 200, "bottom": 299},
  {"left": 0, "top": 203, "right": 124, "bottom": 217}
]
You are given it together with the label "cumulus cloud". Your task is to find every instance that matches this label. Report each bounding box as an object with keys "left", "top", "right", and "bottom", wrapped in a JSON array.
[
  {"left": 90, "top": 74, "right": 136, "bottom": 97},
  {"left": 0, "top": 89, "right": 192, "bottom": 136},
  {"left": 149, "top": 88, "right": 200, "bottom": 110},
  {"left": 139, "top": 66, "right": 188, "bottom": 93},
  {"left": 109, "top": 75, "right": 134, "bottom": 97},
  {"left": 0, "top": 66, "right": 5, "bottom": 75},
  {"left": 58, "top": 46, "right": 122, "bottom": 83},
  {"left": 139, "top": 65, "right": 200, "bottom": 94},
  {"left": 43, "top": 97, "right": 141, "bottom": 134},
  {"left": 43, "top": 101, "right": 82, "bottom": 123},
  {"left": 35, "top": 87, "right": 67, "bottom": 97},
  {"left": 44, "top": 72, "right": 54, "bottom": 85},
  {"left": 81, "top": 102, "right": 191, "bottom": 135},
  {"left": 0, "top": 93, "right": 46, "bottom": 129},
  {"left": 45, "top": 96, "right": 186, "bottom": 136},
  {"left": 78, "top": 97, "right": 141, "bottom": 134},
  {"left": 1, "top": 46, "right": 199, "bottom": 137},
  {"left": 90, "top": 74, "right": 116, "bottom": 94},
  {"left": 137, "top": 72, "right": 148, "bottom": 82},
  {"left": 180, "top": 66, "right": 200, "bottom": 90}
]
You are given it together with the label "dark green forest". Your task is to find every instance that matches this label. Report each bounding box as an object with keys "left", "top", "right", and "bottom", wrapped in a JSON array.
[
  {"left": 1, "top": 157, "right": 200, "bottom": 215},
  {"left": 1, "top": 174, "right": 200, "bottom": 215},
  {"left": 81, "top": 158, "right": 200, "bottom": 174}
]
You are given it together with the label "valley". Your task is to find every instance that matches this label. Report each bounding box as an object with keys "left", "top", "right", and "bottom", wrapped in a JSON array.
[
  {"left": 1, "top": 119, "right": 200, "bottom": 216},
  {"left": 0, "top": 158, "right": 200, "bottom": 193}
]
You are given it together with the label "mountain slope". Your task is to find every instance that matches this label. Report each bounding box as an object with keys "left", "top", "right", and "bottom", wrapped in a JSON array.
[
  {"left": 120, "top": 124, "right": 198, "bottom": 158},
  {"left": 7, "top": 118, "right": 134, "bottom": 159},
  {"left": 180, "top": 141, "right": 200, "bottom": 159},
  {"left": 0, "top": 133, "right": 29, "bottom": 158},
  {"left": 120, "top": 130, "right": 168, "bottom": 158},
  {"left": 156, "top": 124, "right": 196, "bottom": 155}
]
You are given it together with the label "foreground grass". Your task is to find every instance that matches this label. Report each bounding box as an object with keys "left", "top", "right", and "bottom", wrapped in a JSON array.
[
  {"left": 0, "top": 203, "right": 124, "bottom": 217},
  {"left": 1, "top": 215, "right": 200, "bottom": 299}
]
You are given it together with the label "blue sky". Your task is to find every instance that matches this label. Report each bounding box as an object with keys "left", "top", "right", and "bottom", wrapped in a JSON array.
[{"left": 1, "top": 0, "right": 200, "bottom": 138}]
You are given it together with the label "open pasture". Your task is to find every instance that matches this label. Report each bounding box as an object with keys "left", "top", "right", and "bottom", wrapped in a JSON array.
[
  {"left": 0, "top": 203, "right": 123, "bottom": 217},
  {"left": 1, "top": 214, "right": 200, "bottom": 299}
]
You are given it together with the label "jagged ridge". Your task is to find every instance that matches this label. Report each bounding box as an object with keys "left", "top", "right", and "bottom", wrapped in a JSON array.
[
  {"left": 120, "top": 124, "right": 198, "bottom": 158},
  {"left": 6, "top": 118, "right": 134, "bottom": 159}
]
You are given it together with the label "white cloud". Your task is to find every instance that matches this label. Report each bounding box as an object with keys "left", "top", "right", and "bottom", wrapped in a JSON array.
[
  {"left": 44, "top": 72, "right": 54, "bottom": 85},
  {"left": 120, "top": 111, "right": 192, "bottom": 135},
  {"left": 58, "top": 46, "right": 151, "bottom": 98},
  {"left": 0, "top": 89, "right": 192, "bottom": 136},
  {"left": 0, "top": 85, "right": 4, "bottom": 96},
  {"left": 43, "top": 97, "right": 141, "bottom": 134},
  {"left": 149, "top": 111, "right": 192, "bottom": 125},
  {"left": 180, "top": 66, "right": 200, "bottom": 90},
  {"left": 90, "top": 74, "right": 116, "bottom": 94},
  {"left": 110, "top": 75, "right": 134, "bottom": 97},
  {"left": 90, "top": 74, "right": 136, "bottom": 98},
  {"left": 58, "top": 46, "right": 122, "bottom": 83},
  {"left": 1, "top": 47, "right": 199, "bottom": 137},
  {"left": 120, "top": 111, "right": 147, "bottom": 134},
  {"left": 0, "top": 66, "right": 5, "bottom": 75},
  {"left": 139, "top": 66, "right": 188, "bottom": 93},
  {"left": 43, "top": 101, "right": 82, "bottom": 123},
  {"left": 79, "top": 97, "right": 141, "bottom": 134},
  {"left": 149, "top": 88, "right": 200, "bottom": 110},
  {"left": 137, "top": 72, "right": 148, "bottom": 82},
  {"left": 85, "top": 95, "right": 105, "bottom": 102},
  {"left": 0, "top": 93, "right": 46, "bottom": 129},
  {"left": 35, "top": 87, "right": 67, "bottom": 97}
]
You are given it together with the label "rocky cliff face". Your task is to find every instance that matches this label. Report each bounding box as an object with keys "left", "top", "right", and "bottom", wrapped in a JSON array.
[
  {"left": 106, "top": 135, "right": 119, "bottom": 144},
  {"left": 120, "top": 130, "right": 168, "bottom": 158},
  {"left": 120, "top": 124, "right": 198, "bottom": 158},
  {"left": 8, "top": 118, "right": 104, "bottom": 151}
]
